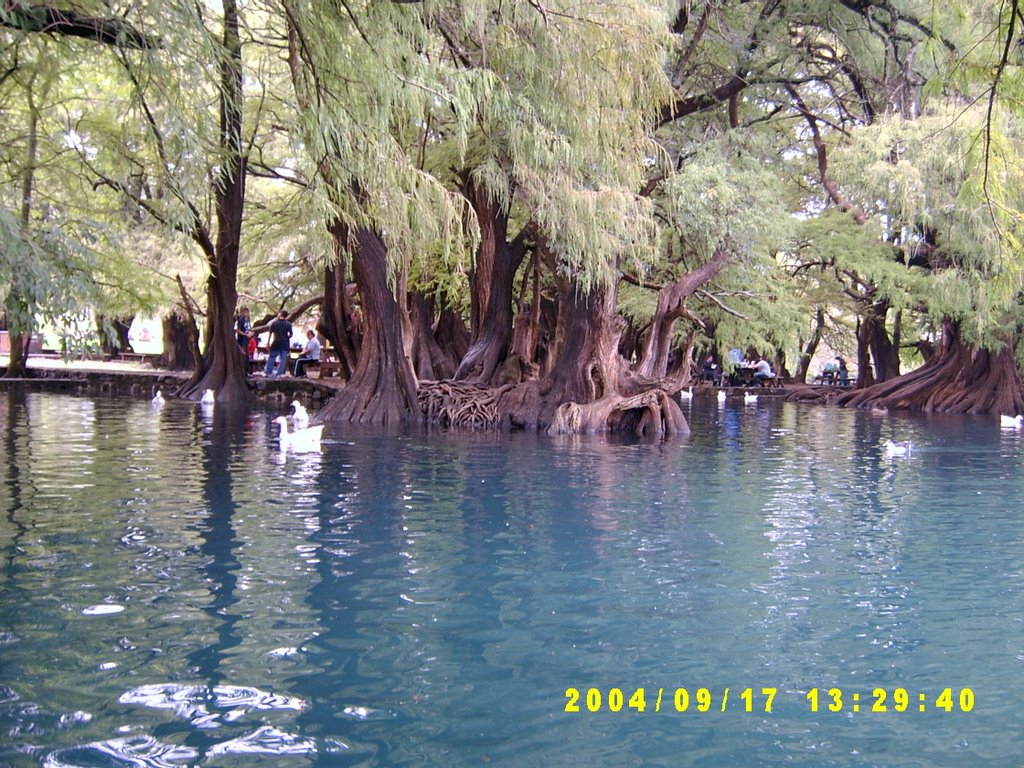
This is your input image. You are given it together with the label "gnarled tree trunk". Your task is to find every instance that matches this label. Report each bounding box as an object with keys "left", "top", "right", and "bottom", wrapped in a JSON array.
[
  {"left": 633, "top": 243, "right": 731, "bottom": 381},
  {"left": 828, "top": 320, "right": 1024, "bottom": 414},
  {"left": 434, "top": 307, "right": 470, "bottom": 373},
  {"left": 488, "top": 275, "right": 687, "bottom": 436},
  {"left": 97, "top": 315, "right": 133, "bottom": 356},
  {"left": 856, "top": 299, "right": 900, "bottom": 387},
  {"left": 409, "top": 292, "right": 459, "bottom": 381},
  {"left": 318, "top": 227, "right": 421, "bottom": 425},
  {"left": 453, "top": 180, "right": 529, "bottom": 384},
  {"left": 160, "top": 311, "right": 200, "bottom": 371}
]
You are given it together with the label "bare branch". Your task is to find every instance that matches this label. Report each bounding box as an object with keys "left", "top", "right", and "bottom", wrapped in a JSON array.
[
  {"left": 1, "top": 3, "right": 159, "bottom": 49},
  {"left": 695, "top": 289, "right": 750, "bottom": 321}
]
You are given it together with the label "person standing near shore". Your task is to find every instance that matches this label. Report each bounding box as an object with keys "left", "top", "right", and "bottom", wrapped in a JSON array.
[
  {"left": 264, "top": 310, "right": 293, "bottom": 377},
  {"left": 234, "top": 306, "right": 252, "bottom": 351}
]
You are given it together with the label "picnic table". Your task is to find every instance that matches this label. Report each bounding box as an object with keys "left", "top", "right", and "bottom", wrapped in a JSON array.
[{"left": 316, "top": 347, "right": 342, "bottom": 379}]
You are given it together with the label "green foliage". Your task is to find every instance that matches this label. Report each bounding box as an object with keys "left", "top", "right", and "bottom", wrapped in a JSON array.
[
  {"left": 0, "top": 207, "right": 99, "bottom": 349},
  {"left": 4, "top": 0, "right": 1024, "bottom": 375},
  {"left": 829, "top": 103, "right": 1024, "bottom": 344}
]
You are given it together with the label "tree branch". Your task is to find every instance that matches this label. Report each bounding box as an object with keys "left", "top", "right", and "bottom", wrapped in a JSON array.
[
  {"left": 696, "top": 289, "right": 750, "bottom": 321},
  {"left": 1, "top": 3, "right": 159, "bottom": 49},
  {"left": 787, "top": 84, "right": 868, "bottom": 225}
]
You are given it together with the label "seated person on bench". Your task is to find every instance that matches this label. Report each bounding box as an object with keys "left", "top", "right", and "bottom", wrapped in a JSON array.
[
  {"left": 700, "top": 354, "right": 720, "bottom": 385},
  {"left": 752, "top": 355, "right": 774, "bottom": 385},
  {"left": 292, "top": 329, "right": 322, "bottom": 378},
  {"left": 836, "top": 356, "right": 849, "bottom": 386}
]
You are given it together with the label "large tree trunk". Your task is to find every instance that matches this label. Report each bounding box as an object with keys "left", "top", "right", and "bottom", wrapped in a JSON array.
[
  {"left": 491, "top": 276, "right": 688, "bottom": 436},
  {"left": 316, "top": 222, "right": 361, "bottom": 379},
  {"left": 318, "top": 227, "right": 421, "bottom": 425},
  {"left": 858, "top": 300, "right": 900, "bottom": 386},
  {"left": 409, "top": 292, "right": 459, "bottom": 380},
  {"left": 160, "top": 312, "right": 200, "bottom": 371},
  {"left": 176, "top": 0, "right": 250, "bottom": 404},
  {"left": 453, "top": 181, "right": 529, "bottom": 384},
  {"left": 2, "top": 330, "right": 29, "bottom": 378},
  {"left": 798, "top": 320, "right": 1024, "bottom": 414},
  {"left": 419, "top": 273, "right": 688, "bottom": 436},
  {"left": 634, "top": 244, "right": 731, "bottom": 381},
  {"left": 508, "top": 247, "right": 543, "bottom": 380},
  {"left": 434, "top": 307, "right": 470, "bottom": 372},
  {"left": 794, "top": 307, "right": 825, "bottom": 383},
  {"left": 97, "top": 315, "right": 133, "bottom": 356}
]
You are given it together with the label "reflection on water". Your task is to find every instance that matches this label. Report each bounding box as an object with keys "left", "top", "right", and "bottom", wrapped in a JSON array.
[{"left": 2, "top": 391, "right": 1024, "bottom": 767}]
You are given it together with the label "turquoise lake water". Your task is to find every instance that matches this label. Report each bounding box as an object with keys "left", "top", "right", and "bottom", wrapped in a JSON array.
[{"left": 1, "top": 390, "right": 1023, "bottom": 767}]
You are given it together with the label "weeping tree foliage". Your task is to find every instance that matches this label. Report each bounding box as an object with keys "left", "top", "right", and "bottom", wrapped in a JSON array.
[
  {"left": 0, "top": 209, "right": 101, "bottom": 367},
  {"left": 0, "top": 18, "right": 171, "bottom": 373},
  {"left": 284, "top": 0, "right": 678, "bottom": 428},
  {"left": 5, "top": 0, "right": 1024, "bottom": 425},
  {"left": 812, "top": 103, "right": 1024, "bottom": 413}
]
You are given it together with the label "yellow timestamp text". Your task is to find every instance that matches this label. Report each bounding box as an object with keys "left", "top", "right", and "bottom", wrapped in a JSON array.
[
  {"left": 563, "top": 686, "right": 976, "bottom": 715},
  {"left": 564, "top": 686, "right": 778, "bottom": 714},
  {"left": 806, "top": 687, "right": 975, "bottom": 713}
]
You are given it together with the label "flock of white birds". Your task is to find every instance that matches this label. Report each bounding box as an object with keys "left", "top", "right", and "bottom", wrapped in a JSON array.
[{"left": 150, "top": 389, "right": 322, "bottom": 453}]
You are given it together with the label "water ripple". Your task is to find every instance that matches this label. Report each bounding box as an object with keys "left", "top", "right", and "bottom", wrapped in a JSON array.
[
  {"left": 43, "top": 736, "right": 198, "bottom": 768},
  {"left": 119, "top": 683, "right": 305, "bottom": 727}
]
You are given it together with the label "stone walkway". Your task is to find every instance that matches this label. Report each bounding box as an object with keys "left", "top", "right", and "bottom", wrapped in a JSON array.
[{"left": 0, "top": 355, "right": 342, "bottom": 405}]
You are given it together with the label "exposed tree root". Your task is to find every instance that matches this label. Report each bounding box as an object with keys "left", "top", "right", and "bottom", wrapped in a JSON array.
[
  {"left": 546, "top": 389, "right": 689, "bottom": 438},
  {"left": 787, "top": 321, "right": 1024, "bottom": 415},
  {"left": 417, "top": 379, "right": 688, "bottom": 437},
  {"left": 418, "top": 380, "right": 515, "bottom": 430}
]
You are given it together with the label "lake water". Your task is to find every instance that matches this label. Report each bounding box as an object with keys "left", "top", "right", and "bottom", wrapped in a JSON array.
[{"left": 1, "top": 390, "right": 1022, "bottom": 767}]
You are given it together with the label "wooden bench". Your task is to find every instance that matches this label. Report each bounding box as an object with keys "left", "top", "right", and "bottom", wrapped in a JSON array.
[
  {"left": 317, "top": 362, "right": 342, "bottom": 378},
  {"left": 317, "top": 347, "right": 343, "bottom": 379}
]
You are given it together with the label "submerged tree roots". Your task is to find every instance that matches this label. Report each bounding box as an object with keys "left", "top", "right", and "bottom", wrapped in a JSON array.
[
  {"left": 418, "top": 380, "right": 689, "bottom": 437},
  {"left": 418, "top": 380, "right": 512, "bottom": 430}
]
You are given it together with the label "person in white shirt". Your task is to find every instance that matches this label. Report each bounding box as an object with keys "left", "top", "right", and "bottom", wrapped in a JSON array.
[
  {"left": 292, "top": 329, "right": 322, "bottom": 378},
  {"left": 752, "top": 355, "right": 773, "bottom": 384}
]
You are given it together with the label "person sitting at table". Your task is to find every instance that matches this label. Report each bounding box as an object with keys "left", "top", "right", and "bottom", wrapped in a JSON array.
[
  {"left": 292, "top": 329, "right": 322, "bottom": 378},
  {"left": 835, "top": 356, "right": 849, "bottom": 386},
  {"left": 700, "top": 354, "right": 720, "bottom": 385},
  {"left": 817, "top": 359, "right": 838, "bottom": 385},
  {"left": 752, "top": 355, "right": 774, "bottom": 384}
]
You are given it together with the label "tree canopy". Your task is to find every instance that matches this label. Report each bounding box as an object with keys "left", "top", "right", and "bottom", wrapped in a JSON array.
[{"left": 3, "top": 0, "right": 1024, "bottom": 424}]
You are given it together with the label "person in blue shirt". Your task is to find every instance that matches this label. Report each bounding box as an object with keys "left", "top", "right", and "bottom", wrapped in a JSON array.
[
  {"left": 836, "top": 356, "right": 849, "bottom": 386},
  {"left": 234, "top": 306, "right": 252, "bottom": 352}
]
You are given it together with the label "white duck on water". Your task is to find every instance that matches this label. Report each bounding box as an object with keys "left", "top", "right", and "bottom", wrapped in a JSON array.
[
  {"left": 1000, "top": 414, "right": 1023, "bottom": 429},
  {"left": 883, "top": 439, "right": 914, "bottom": 457},
  {"left": 274, "top": 416, "right": 323, "bottom": 453},
  {"left": 151, "top": 390, "right": 165, "bottom": 406},
  {"left": 743, "top": 391, "right": 758, "bottom": 404},
  {"left": 200, "top": 388, "right": 215, "bottom": 404},
  {"left": 291, "top": 400, "right": 309, "bottom": 427}
]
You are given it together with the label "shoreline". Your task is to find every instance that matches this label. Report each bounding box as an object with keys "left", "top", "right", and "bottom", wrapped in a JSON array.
[{"left": 0, "top": 356, "right": 341, "bottom": 406}]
